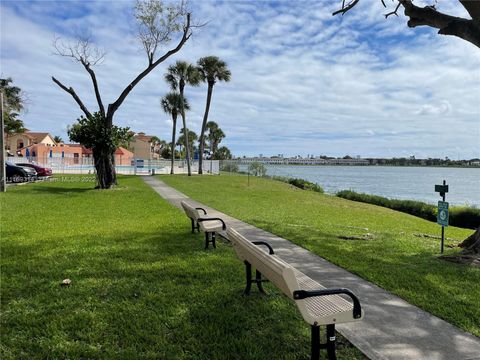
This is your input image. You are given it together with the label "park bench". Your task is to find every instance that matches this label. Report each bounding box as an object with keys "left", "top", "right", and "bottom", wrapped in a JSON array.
[
  {"left": 227, "top": 228, "right": 363, "bottom": 360},
  {"left": 180, "top": 201, "right": 227, "bottom": 249}
]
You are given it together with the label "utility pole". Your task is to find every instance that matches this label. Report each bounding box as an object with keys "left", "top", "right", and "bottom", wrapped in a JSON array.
[{"left": 0, "top": 91, "right": 6, "bottom": 192}]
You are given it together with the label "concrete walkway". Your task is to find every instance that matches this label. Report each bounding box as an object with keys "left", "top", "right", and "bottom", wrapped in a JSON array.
[{"left": 143, "top": 176, "right": 480, "bottom": 360}]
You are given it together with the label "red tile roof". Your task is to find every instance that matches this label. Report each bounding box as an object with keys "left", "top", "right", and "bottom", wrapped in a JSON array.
[{"left": 115, "top": 147, "right": 133, "bottom": 156}]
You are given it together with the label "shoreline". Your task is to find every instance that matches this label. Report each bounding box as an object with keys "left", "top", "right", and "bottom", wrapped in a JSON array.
[{"left": 235, "top": 163, "right": 480, "bottom": 169}]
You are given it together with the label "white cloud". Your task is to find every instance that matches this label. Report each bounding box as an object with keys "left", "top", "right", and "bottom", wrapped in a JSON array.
[{"left": 416, "top": 100, "right": 452, "bottom": 116}]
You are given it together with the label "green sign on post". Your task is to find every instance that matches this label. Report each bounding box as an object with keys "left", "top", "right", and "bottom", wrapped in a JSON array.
[{"left": 437, "top": 201, "right": 449, "bottom": 227}]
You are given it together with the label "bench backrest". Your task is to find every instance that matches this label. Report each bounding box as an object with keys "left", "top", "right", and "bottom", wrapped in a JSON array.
[
  {"left": 181, "top": 201, "right": 201, "bottom": 221},
  {"left": 227, "top": 228, "right": 299, "bottom": 299}
]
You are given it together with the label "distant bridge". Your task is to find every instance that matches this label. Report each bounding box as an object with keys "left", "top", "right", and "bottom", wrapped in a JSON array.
[{"left": 233, "top": 158, "right": 370, "bottom": 166}]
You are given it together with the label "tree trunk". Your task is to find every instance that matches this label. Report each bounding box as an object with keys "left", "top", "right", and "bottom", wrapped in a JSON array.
[
  {"left": 199, "top": 83, "right": 214, "bottom": 175},
  {"left": 93, "top": 148, "right": 116, "bottom": 189},
  {"left": 179, "top": 85, "right": 192, "bottom": 176},
  {"left": 459, "top": 227, "right": 480, "bottom": 254},
  {"left": 170, "top": 113, "right": 177, "bottom": 175}
]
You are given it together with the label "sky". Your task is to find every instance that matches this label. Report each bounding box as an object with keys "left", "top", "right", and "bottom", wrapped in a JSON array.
[{"left": 1, "top": 0, "right": 479, "bottom": 159}]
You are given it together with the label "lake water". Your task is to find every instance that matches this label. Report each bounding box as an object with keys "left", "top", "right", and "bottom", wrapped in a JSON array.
[{"left": 241, "top": 165, "right": 480, "bottom": 206}]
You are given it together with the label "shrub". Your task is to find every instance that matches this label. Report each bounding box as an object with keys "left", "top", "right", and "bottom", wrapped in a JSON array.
[
  {"left": 336, "top": 190, "right": 479, "bottom": 229},
  {"left": 269, "top": 176, "right": 324, "bottom": 193},
  {"left": 450, "top": 206, "right": 480, "bottom": 229},
  {"left": 287, "top": 178, "right": 324, "bottom": 193}
]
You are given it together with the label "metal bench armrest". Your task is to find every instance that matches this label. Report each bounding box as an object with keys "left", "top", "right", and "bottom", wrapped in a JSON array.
[
  {"left": 252, "top": 241, "right": 274, "bottom": 254},
  {"left": 197, "top": 217, "right": 226, "bottom": 230},
  {"left": 195, "top": 207, "right": 207, "bottom": 215},
  {"left": 293, "top": 288, "right": 362, "bottom": 319}
]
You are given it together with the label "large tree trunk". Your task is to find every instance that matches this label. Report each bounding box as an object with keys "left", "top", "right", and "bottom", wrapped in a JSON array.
[
  {"left": 170, "top": 113, "right": 177, "bottom": 175},
  {"left": 459, "top": 227, "right": 480, "bottom": 254},
  {"left": 93, "top": 148, "right": 116, "bottom": 189},
  {"left": 179, "top": 85, "right": 192, "bottom": 176},
  {"left": 198, "top": 83, "right": 214, "bottom": 175}
]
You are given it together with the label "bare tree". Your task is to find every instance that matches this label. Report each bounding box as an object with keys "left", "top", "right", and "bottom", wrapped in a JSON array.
[
  {"left": 52, "top": 0, "right": 193, "bottom": 188},
  {"left": 333, "top": 0, "right": 480, "bottom": 48}
]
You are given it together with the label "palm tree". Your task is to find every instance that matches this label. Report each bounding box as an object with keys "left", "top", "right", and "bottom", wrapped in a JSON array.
[
  {"left": 205, "top": 121, "right": 225, "bottom": 158},
  {"left": 197, "top": 56, "right": 231, "bottom": 174},
  {"left": 164, "top": 61, "right": 200, "bottom": 176},
  {"left": 176, "top": 128, "right": 198, "bottom": 161},
  {"left": 53, "top": 135, "right": 63, "bottom": 144},
  {"left": 213, "top": 146, "right": 232, "bottom": 160},
  {"left": 160, "top": 92, "right": 189, "bottom": 174}
]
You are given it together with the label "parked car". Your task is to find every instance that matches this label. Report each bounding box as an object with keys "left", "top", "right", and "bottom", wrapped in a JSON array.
[
  {"left": 16, "top": 163, "right": 53, "bottom": 177},
  {"left": 6, "top": 161, "right": 37, "bottom": 183}
]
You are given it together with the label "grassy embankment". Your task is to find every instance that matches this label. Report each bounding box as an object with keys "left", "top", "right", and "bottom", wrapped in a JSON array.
[
  {"left": 336, "top": 190, "right": 480, "bottom": 229},
  {"left": 160, "top": 174, "right": 480, "bottom": 337},
  {"left": 0, "top": 176, "right": 365, "bottom": 359}
]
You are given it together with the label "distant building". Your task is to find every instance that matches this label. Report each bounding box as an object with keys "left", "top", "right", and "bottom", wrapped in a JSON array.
[
  {"left": 114, "top": 147, "right": 134, "bottom": 165},
  {"left": 130, "top": 132, "right": 160, "bottom": 160},
  {"left": 6, "top": 131, "right": 56, "bottom": 155},
  {"left": 7, "top": 130, "right": 133, "bottom": 165},
  {"left": 17, "top": 143, "right": 133, "bottom": 165}
]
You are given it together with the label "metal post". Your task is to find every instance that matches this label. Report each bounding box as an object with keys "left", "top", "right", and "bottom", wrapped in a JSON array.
[
  {"left": 441, "top": 179, "right": 446, "bottom": 254},
  {"left": 255, "top": 270, "right": 265, "bottom": 294},
  {"left": 243, "top": 261, "right": 252, "bottom": 295},
  {"left": 311, "top": 325, "right": 320, "bottom": 360},
  {"left": 0, "top": 92, "right": 6, "bottom": 192},
  {"left": 326, "top": 324, "right": 337, "bottom": 360}
]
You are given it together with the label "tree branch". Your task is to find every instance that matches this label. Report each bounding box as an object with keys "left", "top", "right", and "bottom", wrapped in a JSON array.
[
  {"left": 106, "top": 13, "right": 192, "bottom": 125},
  {"left": 385, "top": 2, "right": 401, "bottom": 19},
  {"left": 332, "top": 0, "right": 480, "bottom": 48},
  {"left": 82, "top": 61, "right": 105, "bottom": 118},
  {"left": 51, "top": 76, "right": 92, "bottom": 118},
  {"left": 332, "top": 0, "right": 360, "bottom": 16},
  {"left": 401, "top": 0, "right": 480, "bottom": 48}
]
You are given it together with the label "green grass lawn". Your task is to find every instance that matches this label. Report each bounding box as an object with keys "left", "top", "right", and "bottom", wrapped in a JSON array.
[
  {"left": 160, "top": 174, "right": 480, "bottom": 337},
  {"left": 0, "top": 176, "right": 365, "bottom": 359}
]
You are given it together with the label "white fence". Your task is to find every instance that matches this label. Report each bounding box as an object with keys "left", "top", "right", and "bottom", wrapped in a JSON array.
[{"left": 7, "top": 156, "right": 219, "bottom": 175}]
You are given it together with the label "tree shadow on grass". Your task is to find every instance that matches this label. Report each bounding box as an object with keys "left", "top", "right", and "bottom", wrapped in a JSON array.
[
  {"left": 29, "top": 186, "right": 93, "bottom": 194},
  {"left": 5, "top": 184, "right": 94, "bottom": 196}
]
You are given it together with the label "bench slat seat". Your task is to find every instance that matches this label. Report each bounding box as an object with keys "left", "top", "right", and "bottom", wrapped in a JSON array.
[
  {"left": 293, "top": 269, "right": 354, "bottom": 322},
  {"left": 198, "top": 219, "right": 224, "bottom": 232}
]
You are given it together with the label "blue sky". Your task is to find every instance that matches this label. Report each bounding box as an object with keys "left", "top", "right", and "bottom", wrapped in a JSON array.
[{"left": 1, "top": 0, "right": 479, "bottom": 158}]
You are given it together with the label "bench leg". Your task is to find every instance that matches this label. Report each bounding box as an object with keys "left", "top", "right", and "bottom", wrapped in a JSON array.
[
  {"left": 204, "top": 232, "right": 216, "bottom": 249},
  {"left": 255, "top": 270, "right": 266, "bottom": 294},
  {"left": 191, "top": 218, "right": 195, "bottom": 234},
  {"left": 243, "top": 262, "right": 267, "bottom": 295},
  {"left": 311, "top": 325, "right": 320, "bottom": 360},
  {"left": 205, "top": 232, "right": 210, "bottom": 249},
  {"left": 243, "top": 261, "right": 252, "bottom": 295},
  {"left": 326, "top": 324, "right": 337, "bottom": 360}
]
